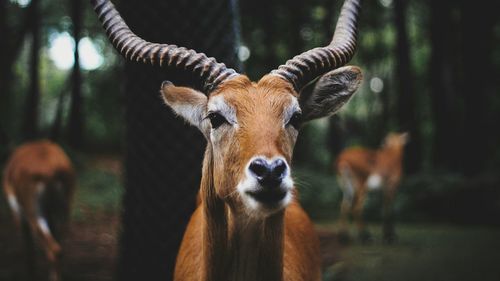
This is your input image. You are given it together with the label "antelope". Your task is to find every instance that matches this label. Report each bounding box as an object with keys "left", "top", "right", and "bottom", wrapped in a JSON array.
[
  {"left": 91, "top": 0, "right": 362, "bottom": 280},
  {"left": 336, "top": 132, "right": 409, "bottom": 243},
  {"left": 3, "top": 140, "right": 75, "bottom": 281}
]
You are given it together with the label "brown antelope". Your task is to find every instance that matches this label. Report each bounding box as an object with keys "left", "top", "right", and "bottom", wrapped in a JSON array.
[
  {"left": 91, "top": 0, "right": 362, "bottom": 279},
  {"left": 3, "top": 140, "right": 75, "bottom": 281},
  {"left": 336, "top": 132, "right": 409, "bottom": 243}
]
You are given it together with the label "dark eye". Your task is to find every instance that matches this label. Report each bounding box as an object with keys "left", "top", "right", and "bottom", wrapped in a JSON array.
[
  {"left": 287, "top": 112, "right": 302, "bottom": 129},
  {"left": 207, "top": 112, "right": 228, "bottom": 129}
]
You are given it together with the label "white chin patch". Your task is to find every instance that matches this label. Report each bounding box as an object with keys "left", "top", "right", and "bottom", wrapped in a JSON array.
[{"left": 236, "top": 157, "right": 294, "bottom": 217}]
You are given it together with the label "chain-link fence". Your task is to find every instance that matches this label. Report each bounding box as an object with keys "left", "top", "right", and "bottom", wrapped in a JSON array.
[{"left": 115, "top": 0, "right": 241, "bottom": 280}]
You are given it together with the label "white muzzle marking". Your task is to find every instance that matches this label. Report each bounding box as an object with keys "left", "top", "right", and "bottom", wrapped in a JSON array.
[{"left": 237, "top": 156, "right": 294, "bottom": 216}]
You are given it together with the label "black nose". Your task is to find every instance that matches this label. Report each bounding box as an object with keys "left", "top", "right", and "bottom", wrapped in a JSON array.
[{"left": 249, "top": 158, "right": 288, "bottom": 188}]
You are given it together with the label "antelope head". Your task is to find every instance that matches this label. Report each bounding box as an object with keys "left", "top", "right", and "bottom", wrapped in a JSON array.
[{"left": 92, "top": 0, "right": 362, "bottom": 218}]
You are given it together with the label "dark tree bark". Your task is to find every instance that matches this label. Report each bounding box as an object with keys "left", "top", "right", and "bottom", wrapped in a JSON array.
[
  {"left": 0, "top": 0, "right": 6, "bottom": 88},
  {"left": 116, "top": 0, "right": 240, "bottom": 280},
  {"left": 50, "top": 80, "right": 70, "bottom": 141},
  {"left": 324, "top": 0, "right": 346, "bottom": 164},
  {"left": 394, "top": 0, "right": 421, "bottom": 173},
  {"left": 256, "top": 0, "right": 279, "bottom": 74},
  {"left": 0, "top": 1, "right": 35, "bottom": 122},
  {"left": 288, "top": 0, "right": 306, "bottom": 55},
  {"left": 68, "top": 0, "right": 83, "bottom": 148},
  {"left": 21, "top": 0, "right": 40, "bottom": 140},
  {"left": 428, "top": 0, "right": 464, "bottom": 171},
  {"left": 326, "top": 115, "right": 345, "bottom": 162},
  {"left": 459, "top": 0, "right": 496, "bottom": 175},
  {"left": 1, "top": 0, "right": 16, "bottom": 118},
  {"left": 323, "top": 0, "right": 337, "bottom": 40}
]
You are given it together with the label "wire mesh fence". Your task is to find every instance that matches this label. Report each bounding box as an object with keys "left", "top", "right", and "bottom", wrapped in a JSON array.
[{"left": 115, "top": 0, "right": 241, "bottom": 280}]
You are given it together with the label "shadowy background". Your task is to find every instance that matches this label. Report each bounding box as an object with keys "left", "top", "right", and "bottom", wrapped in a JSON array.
[{"left": 0, "top": 0, "right": 499, "bottom": 280}]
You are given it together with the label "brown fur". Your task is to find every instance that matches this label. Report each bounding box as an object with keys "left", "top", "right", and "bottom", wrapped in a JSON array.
[
  {"left": 336, "top": 133, "right": 408, "bottom": 242},
  {"left": 2, "top": 140, "right": 75, "bottom": 281},
  {"left": 172, "top": 75, "right": 322, "bottom": 281}
]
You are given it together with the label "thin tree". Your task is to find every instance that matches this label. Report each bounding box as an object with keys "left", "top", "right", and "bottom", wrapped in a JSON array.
[
  {"left": 428, "top": 0, "right": 463, "bottom": 171},
  {"left": 21, "top": 0, "right": 40, "bottom": 140},
  {"left": 460, "top": 0, "right": 497, "bottom": 175},
  {"left": 324, "top": 0, "right": 345, "bottom": 161},
  {"left": 394, "top": 0, "right": 420, "bottom": 172},
  {"left": 68, "top": 0, "right": 83, "bottom": 148},
  {"left": 0, "top": 0, "right": 7, "bottom": 95},
  {"left": 0, "top": 0, "right": 33, "bottom": 123}
]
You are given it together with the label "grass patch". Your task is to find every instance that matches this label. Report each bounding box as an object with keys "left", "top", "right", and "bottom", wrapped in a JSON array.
[
  {"left": 319, "top": 223, "right": 500, "bottom": 281},
  {"left": 72, "top": 168, "right": 123, "bottom": 221}
]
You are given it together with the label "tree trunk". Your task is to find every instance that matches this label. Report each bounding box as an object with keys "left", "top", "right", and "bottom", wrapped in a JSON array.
[
  {"left": 21, "top": 0, "right": 40, "bottom": 140},
  {"left": 326, "top": 115, "right": 345, "bottom": 162},
  {"left": 428, "top": 0, "right": 464, "bottom": 171},
  {"left": 324, "top": 0, "right": 345, "bottom": 164},
  {"left": 260, "top": 0, "right": 279, "bottom": 73},
  {"left": 0, "top": 0, "right": 10, "bottom": 125},
  {"left": 50, "top": 80, "right": 70, "bottom": 141},
  {"left": 116, "top": 0, "right": 240, "bottom": 280},
  {"left": 0, "top": 0, "right": 7, "bottom": 92},
  {"left": 68, "top": 0, "right": 83, "bottom": 148},
  {"left": 394, "top": 0, "right": 420, "bottom": 173},
  {"left": 0, "top": 1, "right": 33, "bottom": 127},
  {"left": 460, "top": 0, "right": 496, "bottom": 175}
]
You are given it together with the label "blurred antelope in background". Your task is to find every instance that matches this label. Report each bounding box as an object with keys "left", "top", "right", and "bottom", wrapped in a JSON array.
[
  {"left": 336, "top": 132, "right": 409, "bottom": 243},
  {"left": 92, "top": 0, "right": 362, "bottom": 279},
  {"left": 3, "top": 140, "right": 75, "bottom": 281}
]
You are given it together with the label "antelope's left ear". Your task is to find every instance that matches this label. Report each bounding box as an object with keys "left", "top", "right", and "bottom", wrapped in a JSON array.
[
  {"left": 299, "top": 66, "right": 362, "bottom": 121},
  {"left": 400, "top": 132, "right": 410, "bottom": 144},
  {"left": 160, "top": 81, "right": 207, "bottom": 128}
]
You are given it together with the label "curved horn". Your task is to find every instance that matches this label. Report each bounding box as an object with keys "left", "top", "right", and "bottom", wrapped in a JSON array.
[
  {"left": 90, "top": 0, "right": 238, "bottom": 93},
  {"left": 270, "top": 0, "right": 362, "bottom": 92}
]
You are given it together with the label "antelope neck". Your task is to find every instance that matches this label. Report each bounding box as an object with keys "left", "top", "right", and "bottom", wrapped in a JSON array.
[
  {"left": 226, "top": 209, "right": 285, "bottom": 281},
  {"left": 202, "top": 197, "right": 286, "bottom": 281}
]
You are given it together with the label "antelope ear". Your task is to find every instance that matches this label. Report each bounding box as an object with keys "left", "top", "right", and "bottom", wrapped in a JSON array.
[
  {"left": 160, "top": 81, "right": 207, "bottom": 128},
  {"left": 400, "top": 132, "right": 410, "bottom": 144},
  {"left": 299, "top": 66, "right": 362, "bottom": 121}
]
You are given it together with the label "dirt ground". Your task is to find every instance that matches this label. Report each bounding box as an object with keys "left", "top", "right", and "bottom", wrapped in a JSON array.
[
  {"left": 3, "top": 209, "right": 499, "bottom": 281},
  {"left": 0, "top": 211, "right": 344, "bottom": 281},
  {"left": 0, "top": 213, "right": 119, "bottom": 281}
]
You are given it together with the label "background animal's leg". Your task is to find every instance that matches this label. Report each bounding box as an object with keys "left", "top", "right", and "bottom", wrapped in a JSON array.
[
  {"left": 3, "top": 182, "right": 22, "bottom": 228},
  {"left": 48, "top": 257, "right": 61, "bottom": 281},
  {"left": 353, "top": 187, "right": 371, "bottom": 243},
  {"left": 45, "top": 179, "right": 71, "bottom": 242},
  {"left": 338, "top": 166, "right": 355, "bottom": 243},
  {"left": 32, "top": 213, "right": 62, "bottom": 281},
  {"left": 34, "top": 182, "right": 62, "bottom": 281},
  {"left": 21, "top": 218, "right": 37, "bottom": 281},
  {"left": 382, "top": 185, "right": 397, "bottom": 243}
]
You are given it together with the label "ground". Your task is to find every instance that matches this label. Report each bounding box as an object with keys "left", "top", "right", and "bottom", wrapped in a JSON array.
[
  {"left": 317, "top": 223, "right": 500, "bottom": 281},
  {"left": 1, "top": 157, "right": 499, "bottom": 281},
  {"left": 0, "top": 213, "right": 118, "bottom": 281},
  {"left": 3, "top": 215, "right": 499, "bottom": 281}
]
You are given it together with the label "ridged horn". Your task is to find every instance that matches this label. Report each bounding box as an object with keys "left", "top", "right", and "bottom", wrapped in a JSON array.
[
  {"left": 270, "top": 0, "right": 362, "bottom": 92},
  {"left": 90, "top": 0, "right": 238, "bottom": 93}
]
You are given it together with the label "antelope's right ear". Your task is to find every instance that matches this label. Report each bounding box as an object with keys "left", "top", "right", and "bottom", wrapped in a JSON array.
[{"left": 160, "top": 81, "right": 208, "bottom": 128}]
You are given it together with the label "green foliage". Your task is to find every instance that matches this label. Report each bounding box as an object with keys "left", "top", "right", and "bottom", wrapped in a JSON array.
[
  {"left": 2, "top": 0, "right": 500, "bottom": 225},
  {"left": 72, "top": 166, "right": 123, "bottom": 221},
  {"left": 321, "top": 223, "right": 500, "bottom": 281},
  {"left": 3, "top": 0, "right": 499, "bottom": 173},
  {"left": 294, "top": 165, "right": 342, "bottom": 220}
]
